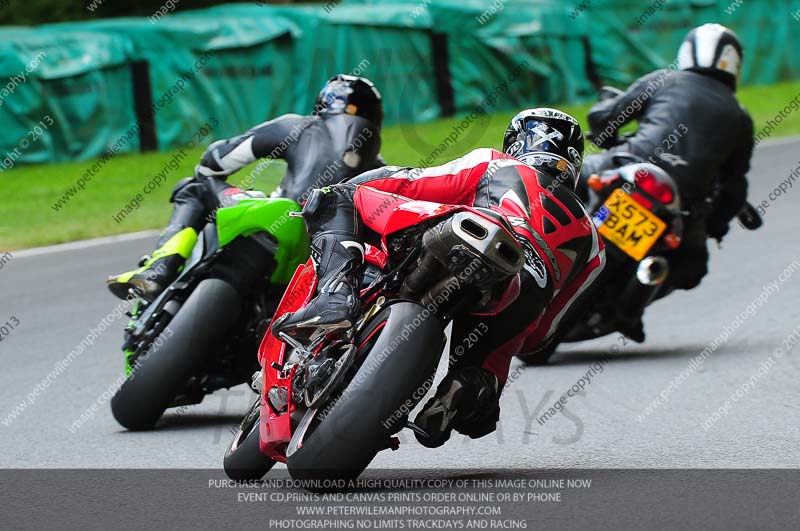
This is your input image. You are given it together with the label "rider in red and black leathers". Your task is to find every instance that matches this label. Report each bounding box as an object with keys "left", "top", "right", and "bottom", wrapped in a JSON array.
[{"left": 273, "top": 109, "right": 605, "bottom": 446}]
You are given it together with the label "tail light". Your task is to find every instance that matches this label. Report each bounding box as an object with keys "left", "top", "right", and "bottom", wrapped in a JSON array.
[
  {"left": 662, "top": 232, "right": 681, "bottom": 249},
  {"left": 631, "top": 192, "right": 653, "bottom": 210},
  {"left": 635, "top": 169, "right": 675, "bottom": 204}
]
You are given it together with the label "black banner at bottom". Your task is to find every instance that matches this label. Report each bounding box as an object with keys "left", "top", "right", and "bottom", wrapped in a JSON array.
[{"left": 2, "top": 469, "right": 798, "bottom": 530}]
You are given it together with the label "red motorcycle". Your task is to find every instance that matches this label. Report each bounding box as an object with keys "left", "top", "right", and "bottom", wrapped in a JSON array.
[{"left": 223, "top": 200, "right": 525, "bottom": 481}]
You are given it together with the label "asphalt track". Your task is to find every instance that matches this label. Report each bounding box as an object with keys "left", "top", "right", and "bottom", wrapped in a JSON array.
[{"left": 1, "top": 137, "right": 799, "bottom": 472}]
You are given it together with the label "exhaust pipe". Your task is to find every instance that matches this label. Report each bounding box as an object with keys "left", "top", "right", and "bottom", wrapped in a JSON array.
[{"left": 636, "top": 256, "right": 669, "bottom": 286}]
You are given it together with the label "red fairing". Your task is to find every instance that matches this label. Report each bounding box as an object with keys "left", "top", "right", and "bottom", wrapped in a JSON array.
[
  {"left": 364, "top": 243, "right": 388, "bottom": 269},
  {"left": 379, "top": 201, "right": 462, "bottom": 250},
  {"left": 253, "top": 146, "right": 607, "bottom": 461},
  {"left": 258, "top": 259, "right": 318, "bottom": 461},
  {"left": 257, "top": 260, "right": 317, "bottom": 366},
  {"left": 354, "top": 187, "right": 411, "bottom": 235},
  {"left": 377, "top": 201, "right": 520, "bottom": 255}
]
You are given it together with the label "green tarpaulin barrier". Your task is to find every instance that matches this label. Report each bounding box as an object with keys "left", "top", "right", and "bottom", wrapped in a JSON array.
[
  {"left": 1, "top": 0, "right": 799, "bottom": 166},
  {"left": 0, "top": 27, "right": 137, "bottom": 166},
  {"left": 348, "top": 0, "right": 800, "bottom": 88},
  {"left": 705, "top": 0, "right": 800, "bottom": 85},
  {"left": 580, "top": 0, "right": 713, "bottom": 86},
  {"left": 203, "top": 3, "right": 442, "bottom": 126},
  {"left": 46, "top": 12, "right": 298, "bottom": 150},
  {"left": 427, "top": 0, "right": 596, "bottom": 115}
]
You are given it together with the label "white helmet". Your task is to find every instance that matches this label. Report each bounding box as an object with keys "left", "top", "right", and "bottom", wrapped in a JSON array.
[{"left": 677, "top": 23, "right": 743, "bottom": 90}]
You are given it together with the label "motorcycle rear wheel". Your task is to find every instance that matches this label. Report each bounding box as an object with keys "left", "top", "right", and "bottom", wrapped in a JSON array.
[
  {"left": 224, "top": 397, "right": 276, "bottom": 480},
  {"left": 111, "top": 278, "right": 242, "bottom": 430}
]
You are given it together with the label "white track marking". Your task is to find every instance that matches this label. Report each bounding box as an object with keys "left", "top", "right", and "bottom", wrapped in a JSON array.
[{"left": 13, "top": 230, "right": 159, "bottom": 258}]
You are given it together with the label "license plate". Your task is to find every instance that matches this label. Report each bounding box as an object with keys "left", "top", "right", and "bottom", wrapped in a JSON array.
[{"left": 594, "top": 189, "right": 666, "bottom": 261}]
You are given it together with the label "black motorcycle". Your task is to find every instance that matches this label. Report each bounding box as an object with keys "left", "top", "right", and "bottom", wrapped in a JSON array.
[
  {"left": 518, "top": 157, "right": 688, "bottom": 364},
  {"left": 517, "top": 88, "right": 762, "bottom": 365}
]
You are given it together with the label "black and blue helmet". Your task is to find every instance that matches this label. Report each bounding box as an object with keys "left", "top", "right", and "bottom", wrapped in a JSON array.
[
  {"left": 502, "top": 108, "right": 584, "bottom": 189},
  {"left": 313, "top": 74, "right": 384, "bottom": 128}
]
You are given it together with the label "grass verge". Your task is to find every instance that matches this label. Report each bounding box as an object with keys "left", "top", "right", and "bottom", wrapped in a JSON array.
[{"left": 2, "top": 80, "right": 799, "bottom": 250}]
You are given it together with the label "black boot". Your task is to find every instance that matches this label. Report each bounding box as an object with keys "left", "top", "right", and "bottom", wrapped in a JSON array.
[
  {"left": 414, "top": 367, "right": 501, "bottom": 448},
  {"left": 106, "top": 228, "right": 197, "bottom": 300},
  {"left": 621, "top": 318, "right": 646, "bottom": 344},
  {"left": 272, "top": 234, "right": 363, "bottom": 341},
  {"left": 108, "top": 186, "right": 206, "bottom": 301}
]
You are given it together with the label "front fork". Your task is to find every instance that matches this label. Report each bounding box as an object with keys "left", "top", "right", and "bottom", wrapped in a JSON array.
[{"left": 122, "top": 299, "right": 144, "bottom": 376}]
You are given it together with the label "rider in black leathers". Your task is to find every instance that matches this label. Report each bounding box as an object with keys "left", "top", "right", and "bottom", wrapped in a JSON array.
[
  {"left": 107, "top": 75, "right": 386, "bottom": 300},
  {"left": 580, "top": 24, "right": 754, "bottom": 340}
]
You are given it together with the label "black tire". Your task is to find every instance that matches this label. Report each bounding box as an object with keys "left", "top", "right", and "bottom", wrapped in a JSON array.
[
  {"left": 111, "top": 278, "right": 242, "bottom": 430},
  {"left": 286, "top": 302, "right": 445, "bottom": 481},
  {"left": 224, "top": 398, "right": 276, "bottom": 480}
]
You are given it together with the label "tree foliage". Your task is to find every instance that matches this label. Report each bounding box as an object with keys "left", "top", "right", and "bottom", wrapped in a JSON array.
[{"left": 0, "top": 0, "right": 308, "bottom": 26}]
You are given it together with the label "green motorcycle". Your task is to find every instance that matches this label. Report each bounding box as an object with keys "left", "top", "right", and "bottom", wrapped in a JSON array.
[{"left": 110, "top": 193, "right": 309, "bottom": 430}]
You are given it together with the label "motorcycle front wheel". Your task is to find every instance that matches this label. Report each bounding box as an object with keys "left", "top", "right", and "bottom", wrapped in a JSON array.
[{"left": 286, "top": 301, "right": 446, "bottom": 482}]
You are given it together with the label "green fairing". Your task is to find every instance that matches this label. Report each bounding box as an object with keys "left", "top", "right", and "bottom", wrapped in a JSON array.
[{"left": 216, "top": 198, "right": 310, "bottom": 284}]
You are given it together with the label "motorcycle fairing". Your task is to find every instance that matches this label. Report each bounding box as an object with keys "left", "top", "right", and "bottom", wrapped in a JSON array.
[
  {"left": 216, "top": 198, "right": 310, "bottom": 284},
  {"left": 257, "top": 259, "right": 317, "bottom": 461},
  {"left": 253, "top": 199, "right": 524, "bottom": 460}
]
